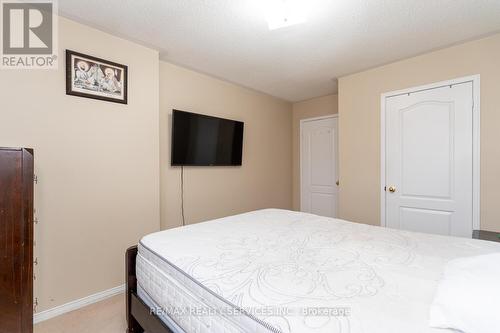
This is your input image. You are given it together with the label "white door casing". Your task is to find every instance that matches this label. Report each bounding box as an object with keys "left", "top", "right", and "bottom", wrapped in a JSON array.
[
  {"left": 300, "top": 116, "right": 338, "bottom": 218},
  {"left": 381, "top": 76, "right": 480, "bottom": 237}
]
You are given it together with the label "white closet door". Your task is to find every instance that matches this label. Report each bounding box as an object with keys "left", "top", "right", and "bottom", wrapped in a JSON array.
[
  {"left": 301, "top": 117, "right": 338, "bottom": 217},
  {"left": 385, "top": 83, "right": 473, "bottom": 237}
]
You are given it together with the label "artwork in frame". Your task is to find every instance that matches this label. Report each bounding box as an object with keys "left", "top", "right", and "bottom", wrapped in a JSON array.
[{"left": 66, "top": 50, "right": 128, "bottom": 104}]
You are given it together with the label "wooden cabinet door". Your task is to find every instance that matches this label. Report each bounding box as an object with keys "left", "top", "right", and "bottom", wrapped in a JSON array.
[{"left": 0, "top": 148, "right": 33, "bottom": 333}]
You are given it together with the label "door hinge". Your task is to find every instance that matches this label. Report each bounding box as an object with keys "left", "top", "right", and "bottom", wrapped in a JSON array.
[{"left": 34, "top": 174, "right": 38, "bottom": 184}]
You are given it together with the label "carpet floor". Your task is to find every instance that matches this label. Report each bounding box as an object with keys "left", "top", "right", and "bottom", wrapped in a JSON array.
[{"left": 34, "top": 294, "right": 127, "bottom": 333}]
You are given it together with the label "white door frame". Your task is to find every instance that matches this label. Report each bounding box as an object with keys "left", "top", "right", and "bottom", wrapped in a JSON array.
[
  {"left": 300, "top": 114, "right": 339, "bottom": 213},
  {"left": 380, "top": 75, "right": 480, "bottom": 230}
]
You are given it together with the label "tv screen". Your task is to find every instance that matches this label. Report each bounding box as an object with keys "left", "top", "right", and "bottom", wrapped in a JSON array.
[{"left": 171, "top": 110, "right": 244, "bottom": 166}]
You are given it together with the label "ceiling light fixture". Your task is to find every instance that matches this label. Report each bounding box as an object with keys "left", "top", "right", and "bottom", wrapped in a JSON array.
[{"left": 264, "top": 0, "right": 308, "bottom": 30}]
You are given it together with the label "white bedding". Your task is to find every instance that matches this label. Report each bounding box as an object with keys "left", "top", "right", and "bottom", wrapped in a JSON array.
[{"left": 137, "top": 209, "right": 500, "bottom": 333}]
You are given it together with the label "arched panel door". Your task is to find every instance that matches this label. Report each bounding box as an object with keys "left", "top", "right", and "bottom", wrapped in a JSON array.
[
  {"left": 301, "top": 117, "right": 338, "bottom": 218},
  {"left": 385, "top": 83, "right": 473, "bottom": 237}
]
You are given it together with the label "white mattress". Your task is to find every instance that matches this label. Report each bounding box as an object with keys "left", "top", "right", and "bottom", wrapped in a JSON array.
[{"left": 137, "top": 209, "right": 500, "bottom": 333}]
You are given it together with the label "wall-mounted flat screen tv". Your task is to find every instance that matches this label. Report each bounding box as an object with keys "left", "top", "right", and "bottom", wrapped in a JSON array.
[{"left": 171, "top": 110, "right": 244, "bottom": 166}]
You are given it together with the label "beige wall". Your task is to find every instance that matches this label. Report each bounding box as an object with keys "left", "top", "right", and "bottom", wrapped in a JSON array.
[
  {"left": 292, "top": 94, "right": 338, "bottom": 210},
  {"left": 338, "top": 33, "right": 500, "bottom": 231},
  {"left": 159, "top": 62, "right": 292, "bottom": 229},
  {"left": 0, "top": 17, "right": 160, "bottom": 311}
]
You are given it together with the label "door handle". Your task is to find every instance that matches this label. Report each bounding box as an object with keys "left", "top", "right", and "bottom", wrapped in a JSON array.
[
  {"left": 388, "top": 186, "right": 396, "bottom": 193},
  {"left": 336, "top": 180, "right": 339, "bottom": 186}
]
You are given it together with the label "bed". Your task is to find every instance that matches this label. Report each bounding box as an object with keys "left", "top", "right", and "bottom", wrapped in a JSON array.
[{"left": 126, "top": 209, "right": 500, "bottom": 333}]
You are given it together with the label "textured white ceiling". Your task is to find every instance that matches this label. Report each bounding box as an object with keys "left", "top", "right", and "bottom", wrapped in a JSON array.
[{"left": 59, "top": 0, "right": 500, "bottom": 102}]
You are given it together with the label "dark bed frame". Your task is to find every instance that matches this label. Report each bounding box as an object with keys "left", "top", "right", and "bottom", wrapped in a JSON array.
[{"left": 126, "top": 246, "right": 175, "bottom": 333}]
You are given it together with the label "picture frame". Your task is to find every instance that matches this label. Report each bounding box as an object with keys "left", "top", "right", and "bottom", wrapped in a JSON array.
[{"left": 66, "top": 50, "right": 128, "bottom": 104}]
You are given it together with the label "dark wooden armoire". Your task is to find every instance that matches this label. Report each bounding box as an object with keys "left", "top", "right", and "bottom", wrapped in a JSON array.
[{"left": 0, "top": 148, "right": 34, "bottom": 333}]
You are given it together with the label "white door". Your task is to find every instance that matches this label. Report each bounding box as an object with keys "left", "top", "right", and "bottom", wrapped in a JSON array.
[
  {"left": 385, "top": 83, "right": 473, "bottom": 237},
  {"left": 301, "top": 117, "right": 338, "bottom": 217}
]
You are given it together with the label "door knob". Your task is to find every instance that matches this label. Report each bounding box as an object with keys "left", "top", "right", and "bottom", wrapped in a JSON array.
[
  {"left": 388, "top": 186, "right": 396, "bottom": 193},
  {"left": 336, "top": 180, "right": 339, "bottom": 186}
]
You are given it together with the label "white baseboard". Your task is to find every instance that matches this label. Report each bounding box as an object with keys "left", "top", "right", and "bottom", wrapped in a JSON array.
[{"left": 34, "top": 284, "right": 125, "bottom": 324}]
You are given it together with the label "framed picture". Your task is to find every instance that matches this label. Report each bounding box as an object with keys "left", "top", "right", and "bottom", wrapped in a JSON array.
[{"left": 66, "top": 50, "right": 128, "bottom": 104}]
